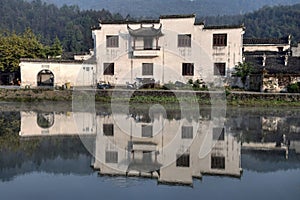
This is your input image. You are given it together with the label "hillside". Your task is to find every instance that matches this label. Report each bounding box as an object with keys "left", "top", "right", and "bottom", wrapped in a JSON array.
[
  {"left": 1, "top": 0, "right": 300, "bottom": 55},
  {"left": 36, "top": 0, "right": 300, "bottom": 17},
  {"left": 202, "top": 4, "right": 300, "bottom": 43}
]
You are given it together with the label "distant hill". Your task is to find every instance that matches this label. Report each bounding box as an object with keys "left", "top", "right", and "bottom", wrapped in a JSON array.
[
  {"left": 1, "top": 0, "right": 300, "bottom": 54},
  {"left": 36, "top": 0, "right": 300, "bottom": 17},
  {"left": 202, "top": 4, "right": 300, "bottom": 43}
]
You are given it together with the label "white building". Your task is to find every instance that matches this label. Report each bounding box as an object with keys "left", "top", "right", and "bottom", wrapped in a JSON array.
[
  {"left": 92, "top": 14, "right": 244, "bottom": 86},
  {"left": 19, "top": 59, "right": 95, "bottom": 88}
]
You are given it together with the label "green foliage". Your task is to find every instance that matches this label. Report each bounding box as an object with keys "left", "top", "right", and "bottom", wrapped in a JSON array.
[
  {"left": 0, "top": 0, "right": 122, "bottom": 54},
  {"left": 0, "top": 29, "right": 62, "bottom": 72},
  {"left": 234, "top": 62, "right": 253, "bottom": 86},
  {"left": 203, "top": 4, "right": 300, "bottom": 44},
  {"left": 287, "top": 82, "right": 300, "bottom": 93}
]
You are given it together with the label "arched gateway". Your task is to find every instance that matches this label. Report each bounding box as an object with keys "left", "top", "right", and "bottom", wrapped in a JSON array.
[{"left": 37, "top": 70, "right": 54, "bottom": 86}]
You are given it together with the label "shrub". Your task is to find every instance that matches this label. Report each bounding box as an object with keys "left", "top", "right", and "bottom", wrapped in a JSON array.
[{"left": 287, "top": 82, "right": 300, "bottom": 93}]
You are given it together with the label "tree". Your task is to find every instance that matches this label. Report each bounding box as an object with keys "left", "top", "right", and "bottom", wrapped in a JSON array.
[
  {"left": 234, "top": 62, "right": 253, "bottom": 87},
  {"left": 47, "top": 37, "right": 63, "bottom": 58},
  {"left": 0, "top": 29, "right": 50, "bottom": 72}
]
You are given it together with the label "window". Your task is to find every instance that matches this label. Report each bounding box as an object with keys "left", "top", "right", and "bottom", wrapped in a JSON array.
[
  {"left": 213, "top": 34, "right": 227, "bottom": 47},
  {"left": 211, "top": 156, "right": 225, "bottom": 169},
  {"left": 182, "top": 63, "right": 194, "bottom": 76},
  {"left": 103, "top": 63, "right": 114, "bottom": 75},
  {"left": 105, "top": 151, "right": 118, "bottom": 163},
  {"left": 106, "top": 35, "right": 119, "bottom": 47},
  {"left": 144, "top": 37, "right": 153, "bottom": 50},
  {"left": 214, "top": 63, "right": 226, "bottom": 76},
  {"left": 178, "top": 34, "right": 191, "bottom": 47},
  {"left": 142, "top": 63, "right": 154, "bottom": 76},
  {"left": 176, "top": 154, "right": 190, "bottom": 167},
  {"left": 182, "top": 126, "right": 193, "bottom": 139},
  {"left": 142, "top": 125, "right": 153, "bottom": 138},
  {"left": 213, "top": 127, "right": 225, "bottom": 141},
  {"left": 103, "top": 124, "right": 114, "bottom": 136}
]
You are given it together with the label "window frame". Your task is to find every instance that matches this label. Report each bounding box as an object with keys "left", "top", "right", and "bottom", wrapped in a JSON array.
[
  {"left": 103, "top": 63, "right": 114, "bottom": 75},
  {"left": 181, "top": 126, "right": 193, "bottom": 139},
  {"left": 213, "top": 34, "right": 227, "bottom": 47},
  {"left": 106, "top": 35, "right": 119, "bottom": 48},
  {"left": 142, "top": 63, "right": 154, "bottom": 76},
  {"left": 142, "top": 125, "right": 153, "bottom": 138},
  {"left": 214, "top": 63, "right": 226, "bottom": 76},
  {"left": 176, "top": 154, "right": 190, "bottom": 167},
  {"left": 182, "top": 63, "right": 194, "bottom": 76},
  {"left": 103, "top": 124, "right": 114, "bottom": 136},
  {"left": 178, "top": 34, "right": 192, "bottom": 47}
]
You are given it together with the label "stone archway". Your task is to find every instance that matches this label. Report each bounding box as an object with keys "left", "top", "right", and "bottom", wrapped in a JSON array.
[
  {"left": 37, "top": 70, "right": 54, "bottom": 86},
  {"left": 37, "top": 112, "right": 55, "bottom": 129}
]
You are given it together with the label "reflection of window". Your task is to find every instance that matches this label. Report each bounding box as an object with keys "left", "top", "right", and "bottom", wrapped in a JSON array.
[
  {"left": 182, "top": 126, "right": 193, "bottom": 139},
  {"left": 143, "top": 151, "right": 152, "bottom": 163},
  {"left": 178, "top": 34, "right": 191, "bottom": 47},
  {"left": 37, "top": 113, "right": 55, "bottom": 128},
  {"left": 182, "top": 63, "right": 194, "bottom": 76},
  {"left": 103, "top": 63, "right": 114, "bottom": 75},
  {"left": 106, "top": 35, "right": 119, "bottom": 47},
  {"left": 142, "top": 125, "right": 153, "bottom": 138},
  {"left": 214, "top": 63, "right": 226, "bottom": 76},
  {"left": 105, "top": 151, "right": 118, "bottom": 163},
  {"left": 211, "top": 156, "right": 225, "bottom": 169},
  {"left": 213, "top": 34, "right": 227, "bottom": 46},
  {"left": 142, "top": 63, "right": 153, "bottom": 76},
  {"left": 103, "top": 124, "right": 114, "bottom": 136},
  {"left": 213, "top": 127, "right": 225, "bottom": 141},
  {"left": 176, "top": 154, "right": 190, "bottom": 167}
]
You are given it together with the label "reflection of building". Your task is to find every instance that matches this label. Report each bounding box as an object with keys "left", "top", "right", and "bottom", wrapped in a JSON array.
[
  {"left": 91, "top": 111, "right": 242, "bottom": 186},
  {"left": 19, "top": 111, "right": 96, "bottom": 137}
]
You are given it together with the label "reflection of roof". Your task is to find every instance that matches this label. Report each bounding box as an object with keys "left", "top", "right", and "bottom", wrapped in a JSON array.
[
  {"left": 127, "top": 160, "right": 162, "bottom": 173},
  {"left": 127, "top": 24, "right": 163, "bottom": 37},
  {"left": 244, "top": 36, "right": 290, "bottom": 45}
]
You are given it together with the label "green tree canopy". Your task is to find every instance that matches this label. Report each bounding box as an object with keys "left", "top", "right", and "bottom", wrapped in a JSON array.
[
  {"left": 0, "top": 29, "right": 63, "bottom": 72},
  {"left": 234, "top": 62, "right": 253, "bottom": 86}
]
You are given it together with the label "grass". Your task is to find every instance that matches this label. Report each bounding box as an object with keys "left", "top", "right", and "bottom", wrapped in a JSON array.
[{"left": 1, "top": 88, "right": 300, "bottom": 106}]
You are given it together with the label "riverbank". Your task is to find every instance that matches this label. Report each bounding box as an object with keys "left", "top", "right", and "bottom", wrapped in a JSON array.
[{"left": 1, "top": 88, "right": 300, "bottom": 106}]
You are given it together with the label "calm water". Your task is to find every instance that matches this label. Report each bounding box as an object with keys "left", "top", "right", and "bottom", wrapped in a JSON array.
[{"left": 0, "top": 101, "right": 300, "bottom": 200}]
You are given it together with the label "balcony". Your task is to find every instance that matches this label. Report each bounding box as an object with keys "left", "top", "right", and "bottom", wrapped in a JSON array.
[{"left": 132, "top": 46, "right": 161, "bottom": 57}]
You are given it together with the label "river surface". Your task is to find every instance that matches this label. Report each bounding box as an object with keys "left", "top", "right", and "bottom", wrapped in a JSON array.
[{"left": 0, "top": 101, "right": 299, "bottom": 200}]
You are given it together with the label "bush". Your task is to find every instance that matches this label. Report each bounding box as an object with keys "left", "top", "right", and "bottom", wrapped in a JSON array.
[{"left": 287, "top": 82, "right": 300, "bottom": 93}]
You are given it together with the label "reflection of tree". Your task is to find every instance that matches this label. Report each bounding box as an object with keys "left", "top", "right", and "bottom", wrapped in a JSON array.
[{"left": 37, "top": 113, "right": 55, "bottom": 128}]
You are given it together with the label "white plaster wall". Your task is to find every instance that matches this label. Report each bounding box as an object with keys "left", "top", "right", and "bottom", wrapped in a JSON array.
[
  {"left": 19, "top": 111, "right": 96, "bottom": 137},
  {"left": 20, "top": 61, "right": 95, "bottom": 87},
  {"left": 244, "top": 45, "right": 290, "bottom": 52},
  {"left": 92, "top": 16, "right": 244, "bottom": 86}
]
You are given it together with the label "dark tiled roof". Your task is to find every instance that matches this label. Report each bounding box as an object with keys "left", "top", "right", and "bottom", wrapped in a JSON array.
[
  {"left": 159, "top": 14, "right": 196, "bottom": 19},
  {"left": 127, "top": 24, "right": 163, "bottom": 37},
  {"left": 20, "top": 58, "right": 87, "bottom": 64},
  {"left": 244, "top": 36, "right": 290, "bottom": 45},
  {"left": 204, "top": 24, "right": 244, "bottom": 30},
  {"left": 245, "top": 54, "right": 300, "bottom": 74},
  {"left": 100, "top": 19, "right": 160, "bottom": 25}
]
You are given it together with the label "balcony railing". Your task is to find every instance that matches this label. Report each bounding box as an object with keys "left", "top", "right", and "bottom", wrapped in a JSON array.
[{"left": 132, "top": 46, "right": 161, "bottom": 57}]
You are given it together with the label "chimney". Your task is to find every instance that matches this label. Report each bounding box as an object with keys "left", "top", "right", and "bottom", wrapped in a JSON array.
[
  {"left": 285, "top": 54, "right": 288, "bottom": 66},
  {"left": 262, "top": 54, "right": 266, "bottom": 67}
]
